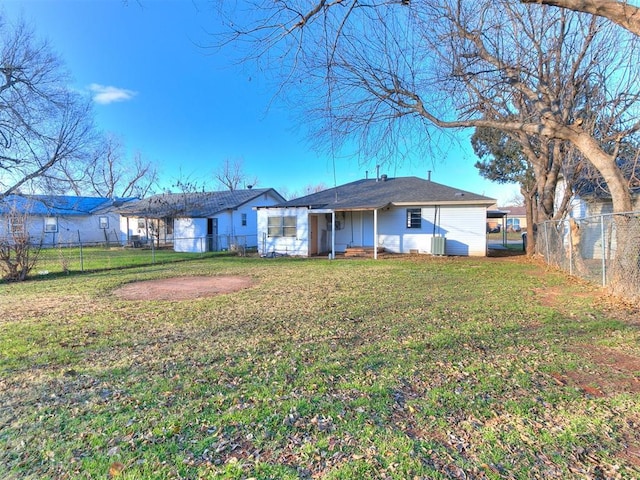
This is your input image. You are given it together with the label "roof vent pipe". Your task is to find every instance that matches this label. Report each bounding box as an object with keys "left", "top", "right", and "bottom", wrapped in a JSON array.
[
  {"left": 427, "top": 170, "right": 432, "bottom": 181},
  {"left": 376, "top": 165, "right": 380, "bottom": 181}
]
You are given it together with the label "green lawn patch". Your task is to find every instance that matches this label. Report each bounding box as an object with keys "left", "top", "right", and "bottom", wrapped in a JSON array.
[{"left": 1, "top": 256, "right": 638, "bottom": 479}]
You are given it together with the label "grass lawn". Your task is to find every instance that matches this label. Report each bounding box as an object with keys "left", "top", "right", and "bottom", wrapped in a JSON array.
[
  {"left": 487, "top": 232, "right": 525, "bottom": 243},
  {"left": 1, "top": 255, "right": 639, "bottom": 479}
]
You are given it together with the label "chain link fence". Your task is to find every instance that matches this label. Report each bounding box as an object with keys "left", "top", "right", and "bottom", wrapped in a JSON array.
[
  {"left": 19, "top": 235, "right": 257, "bottom": 277},
  {"left": 536, "top": 212, "right": 640, "bottom": 300}
]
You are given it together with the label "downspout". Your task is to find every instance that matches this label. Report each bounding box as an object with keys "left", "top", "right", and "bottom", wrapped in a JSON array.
[{"left": 374, "top": 208, "right": 378, "bottom": 260}]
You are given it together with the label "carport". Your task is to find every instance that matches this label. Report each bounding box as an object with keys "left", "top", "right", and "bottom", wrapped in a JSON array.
[{"left": 486, "top": 209, "right": 509, "bottom": 247}]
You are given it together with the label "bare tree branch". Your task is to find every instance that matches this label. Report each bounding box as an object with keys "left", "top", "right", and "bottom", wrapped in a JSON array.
[
  {"left": 213, "top": 157, "right": 258, "bottom": 190},
  {"left": 215, "top": 0, "right": 640, "bottom": 213},
  {"left": 49, "top": 134, "right": 159, "bottom": 198},
  {"left": 522, "top": 0, "right": 640, "bottom": 36},
  {"left": 0, "top": 15, "right": 95, "bottom": 200}
]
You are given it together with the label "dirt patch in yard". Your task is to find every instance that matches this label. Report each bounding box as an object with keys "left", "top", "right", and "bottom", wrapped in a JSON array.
[
  {"left": 564, "top": 347, "right": 640, "bottom": 396},
  {"left": 113, "top": 275, "right": 254, "bottom": 301}
]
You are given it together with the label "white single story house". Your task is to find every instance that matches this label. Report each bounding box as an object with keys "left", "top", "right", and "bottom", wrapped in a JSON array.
[
  {"left": 118, "top": 188, "right": 286, "bottom": 253},
  {"left": 0, "top": 194, "right": 136, "bottom": 246},
  {"left": 256, "top": 176, "right": 496, "bottom": 258}
]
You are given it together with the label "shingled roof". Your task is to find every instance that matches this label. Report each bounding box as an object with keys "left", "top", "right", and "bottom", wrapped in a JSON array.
[
  {"left": 273, "top": 177, "right": 495, "bottom": 210},
  {"left": 118, "top": 188, "right": 282, "bottom": 218}
]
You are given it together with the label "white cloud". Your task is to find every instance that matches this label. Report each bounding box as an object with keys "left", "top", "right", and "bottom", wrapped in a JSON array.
[{"left": 88, "top": 83, "right": 137, "bottom": 105}]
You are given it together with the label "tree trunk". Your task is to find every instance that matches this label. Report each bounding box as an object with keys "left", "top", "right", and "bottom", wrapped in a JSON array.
[
  {"left": 522, "top": 186, "right": 537, "bottom": 256},
  {"left": 570, "top": 131, "right": 636, "bottom": 297},
  {"left": 571, "top": 132, "right": 633, "bottom": 213}
]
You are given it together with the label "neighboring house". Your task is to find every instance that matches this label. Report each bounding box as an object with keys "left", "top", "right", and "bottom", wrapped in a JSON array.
[
  {"left": 550, "top": 178, "right": 640, "bottom": 261},
  {"left": 118, "top": 188, "right": 286, "bottom": 253},
  {"left": 0, "top": 194, "right": 136, "bottom": 246},
  {"left": 555, "top": 174, "right": 640, "bottom": 219},
  {"left": 500, "top": 205, "right": 526, "bottom": 232},
  {"left": 486, "top": 208, "right": 507, "bottom": 233},
  {"left": 256, "top": 176, "right": 496, "bottom": 258}
]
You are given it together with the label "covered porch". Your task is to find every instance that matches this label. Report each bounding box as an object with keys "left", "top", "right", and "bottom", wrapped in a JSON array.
[{"left": 307, "top": 207, "right": 384, "bottom": 259}]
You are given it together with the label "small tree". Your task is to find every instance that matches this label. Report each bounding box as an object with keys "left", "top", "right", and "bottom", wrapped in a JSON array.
[{"left": 0, "top": 202, "right": 42, "bottom": 281}]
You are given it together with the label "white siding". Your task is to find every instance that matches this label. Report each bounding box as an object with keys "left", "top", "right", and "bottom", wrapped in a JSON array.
[
  {"left": 0, "top": 213, "right": 122, "bottom": 246},
  {"left": 216, "top": 202, "right": 263, "bottom": 247},
  {"left": 374, "top": 206, "right": 487, "bottom": 256},
  {"left": 437, "top": 205, "right": 488, "bottom": 256},
  {"left": 377, "top": 207, "right": 435, "bottom": 254},
  {"left": 174, "top": 218, "right": 208, "bottom": 252},
  {"left": 257, "top": 207, "right": 310, "bottom": 256}
]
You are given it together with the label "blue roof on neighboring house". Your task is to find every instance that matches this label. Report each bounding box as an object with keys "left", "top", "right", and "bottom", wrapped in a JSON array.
[{"left": 0, "top": 195, "right": 137, "bottom": 216}]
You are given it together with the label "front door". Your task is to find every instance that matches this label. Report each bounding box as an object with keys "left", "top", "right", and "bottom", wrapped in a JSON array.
[
  {"left": 207, "top": 218, "right": 218, "bottom": 252},
  {"left": 309, "top": 215, "right": 318, "bottom": 255}
]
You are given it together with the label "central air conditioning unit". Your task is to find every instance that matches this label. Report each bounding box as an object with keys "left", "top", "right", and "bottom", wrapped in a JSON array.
[{"left": 431, "top": 236, "right": 446, "bottom": 256}]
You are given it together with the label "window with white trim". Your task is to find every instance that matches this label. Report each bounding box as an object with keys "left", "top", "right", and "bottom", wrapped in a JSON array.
[
  {"left": 44, "top": 216, "right": 58, "bottom": 233},
  {"left": 267, "top": 215, "right": 297, "bottom": 237},
  {"left": 99, "top": 216, "right": 109, "bottom": 229},
  {"left": 9, "top": 218, "right": 25, "bottom": 234},
  {"left": 406, "top": 208, "right": 422, "bottom": 228}
]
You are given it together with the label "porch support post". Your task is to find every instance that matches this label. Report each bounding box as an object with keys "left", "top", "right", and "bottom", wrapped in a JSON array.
[
  {"left": 331, "top": 210, "right": 336, "bottom": 260},
  {"left": 374, "top": 208, "right": 378, "bottom": 260}
]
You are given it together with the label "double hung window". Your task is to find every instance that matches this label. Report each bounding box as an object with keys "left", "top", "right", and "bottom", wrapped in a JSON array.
[
  {"left": 406, "top": 208, "right": 422, "bottom": 229},
  {"left": 267, "top": 216, "right": 296, "bottom": 237}
]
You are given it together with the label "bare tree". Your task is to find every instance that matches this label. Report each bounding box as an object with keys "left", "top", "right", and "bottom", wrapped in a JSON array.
[
  {"left": 0, "top": 200, "right": 42, "bottom": 281},
  {"left": 49, "top": 135, "right": 159, "bottom": 198},
  {"left": 522, "top": 0, "right": 640, "bottom": 36},
  {"left": 214, "top": 157, "right": 258, "bottom": 191},
  {"left": 215, "top": 0, "right": 640, "bottom": 216},
  {"left": 0, "top": 16, "right": 94, "bottom": 200},
  {"left": 277, "top": 182, "right": 328, "bottom": 200}
]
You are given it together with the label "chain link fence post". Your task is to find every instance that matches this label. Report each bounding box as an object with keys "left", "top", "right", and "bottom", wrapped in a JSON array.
[{"left": 537, "top": 211, "right": 640, "bottom": 300}]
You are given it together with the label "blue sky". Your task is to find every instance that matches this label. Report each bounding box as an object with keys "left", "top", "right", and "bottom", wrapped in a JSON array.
[{"left": 3, "top": 0, "right": 519, "bottom": 204}]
